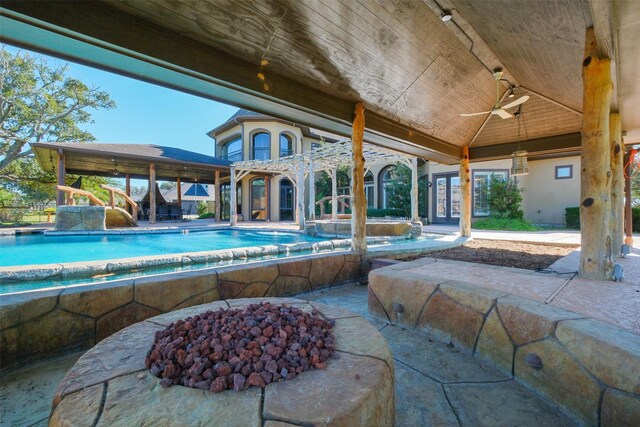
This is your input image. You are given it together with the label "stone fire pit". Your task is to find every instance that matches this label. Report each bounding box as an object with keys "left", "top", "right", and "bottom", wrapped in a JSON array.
[{"left": 50, "top": 298, "right": 394, "bottom": 426}]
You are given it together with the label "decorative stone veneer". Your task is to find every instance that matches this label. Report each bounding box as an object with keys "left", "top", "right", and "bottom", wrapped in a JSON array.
[
  {"left": 50, "top": 298, "right": 394, "bottom": 426},
  {"left": 368, "top": 260, "right": 640, "bottom": 426},
  {"left": 55, "top": 206, "right": 106, "bottom": 231},
  {"left": 0, "top": 252, "right": 366, "bottom": 370}
]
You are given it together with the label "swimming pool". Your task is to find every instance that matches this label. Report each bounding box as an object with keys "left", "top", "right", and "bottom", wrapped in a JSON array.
[{"left": 0, "top": 229, "right": 326, "bottom": 267}]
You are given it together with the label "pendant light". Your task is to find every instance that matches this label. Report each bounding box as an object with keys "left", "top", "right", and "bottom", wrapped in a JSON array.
[{"left": 510, "top": 107, "right": 529, "bottom": 176}]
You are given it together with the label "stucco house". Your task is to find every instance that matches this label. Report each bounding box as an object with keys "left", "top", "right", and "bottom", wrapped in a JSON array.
[
  {"left": 209, "top": 109, "right": 580, "bottom": 226},
  {"left": 207, "top": 109, "right": 416, "bottom": 222},
  {"left": 428, "top": 155, "right": 580, "bottom": 226}
]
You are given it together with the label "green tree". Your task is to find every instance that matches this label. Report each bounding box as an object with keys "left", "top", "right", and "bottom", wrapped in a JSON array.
[
  {"left": 0, "top": 46, "right": 115, "bottom": 171},
  {"left": 384, "top": 164, "right": 411, "bottom": 217},
  {"left": 487, "top": 176, "right": 524, "bottom": 219},
  {"left": 0, "top": 46, "right": 116, "bottom": 206}
]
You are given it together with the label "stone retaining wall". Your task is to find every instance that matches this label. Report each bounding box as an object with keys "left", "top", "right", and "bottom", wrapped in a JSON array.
[
  {"left": 0, "top": 252, "right": 366, "bottom": 370},
  {"left": 368, "top": 259, "right": 640, "bottom": 426}
]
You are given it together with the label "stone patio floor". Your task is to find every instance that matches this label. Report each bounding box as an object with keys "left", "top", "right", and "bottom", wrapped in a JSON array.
[{"left": 1, "top": 283, "right": 578, "bottom": 427}]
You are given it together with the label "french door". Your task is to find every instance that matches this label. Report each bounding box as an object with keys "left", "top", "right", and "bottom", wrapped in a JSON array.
[{"left": 432, "top": 172, "right": 461, "bottom": 223}]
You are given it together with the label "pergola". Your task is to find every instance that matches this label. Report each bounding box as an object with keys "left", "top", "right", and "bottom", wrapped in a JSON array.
[
  {"left": 30, "top": 142, "right": 231, "bottom": 223},
  {"left": 231, "top": 140, "right": 419, "bottom": 229},
  {"left": 5, "top": 1, "right": 639, "bottom": 279}
]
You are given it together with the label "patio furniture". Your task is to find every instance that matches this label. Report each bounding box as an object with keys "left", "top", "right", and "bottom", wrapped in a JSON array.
[
  {"left": 157, "top": 205, "right": 169, "bottom": 221},
  {"left": 168, "top": 204, "right": 182, "bottom": 220}
]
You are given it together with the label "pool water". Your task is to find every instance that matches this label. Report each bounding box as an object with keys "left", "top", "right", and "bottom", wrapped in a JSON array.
[{"left": 0, "top": 229, "right": 327, "bottom": 267}]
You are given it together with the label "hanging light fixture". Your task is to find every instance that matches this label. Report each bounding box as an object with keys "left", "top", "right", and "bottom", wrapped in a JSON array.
[{"left": 511, "top": 107, "right": 529, "bottom": 176}]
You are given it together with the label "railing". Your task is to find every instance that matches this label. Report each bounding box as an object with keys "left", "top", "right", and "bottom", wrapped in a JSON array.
[
  {"left": 55, "top": 185, "right": 105, "bottom": 206},
  {"left": 100, "top": 184, "right": 139, "bottom": 224}
]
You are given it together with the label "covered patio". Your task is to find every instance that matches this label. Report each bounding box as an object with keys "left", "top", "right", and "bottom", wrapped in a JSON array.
[
  {"left": 30, "top": 142, "right": 231, "bottom": 224},
  {"left": 4, "top": 0, "right": 639, "bottom": 279}
]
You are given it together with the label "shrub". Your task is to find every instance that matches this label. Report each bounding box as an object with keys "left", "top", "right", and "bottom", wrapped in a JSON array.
[
  {"left": 198, "top": 213, "right": 215, "bottom": 219},
  {"left": 565, "top": 207, "right": 580, "bottom": 229},
  {"left": 197, "top": 201, "right": 208, "bottom": 216},
  {"left": 488, "top": 176, "right": 523, "bottom": 219},
  {"left": 473, "top": 217, "right": 539, "bottom": 231},
  {"left": 565, "top": 206, "right": 640, "bottom": 232}
]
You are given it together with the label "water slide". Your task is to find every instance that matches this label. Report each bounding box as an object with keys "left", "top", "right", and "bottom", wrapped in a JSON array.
[
  {"left": 105, "top": 206, "right": 137, "bottom": 228},
  {"left": 56, "top": 185, "right": 139, "bottom": 228}
]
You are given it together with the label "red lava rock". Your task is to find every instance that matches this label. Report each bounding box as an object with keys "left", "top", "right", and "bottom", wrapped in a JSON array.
[
  {"left": 247, "top": 372, "right": 266, "bottom": 388},
  {"left": 147, "top": 303, "right": 335, "bottom": 393},
  {"left": 210, "top": 377, "right": 227, "bottom": 393}
]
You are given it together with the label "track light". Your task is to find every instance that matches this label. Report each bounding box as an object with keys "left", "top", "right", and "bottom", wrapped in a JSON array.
[{"left": 441, "top": 10, "right": 453, "bottom": 21}]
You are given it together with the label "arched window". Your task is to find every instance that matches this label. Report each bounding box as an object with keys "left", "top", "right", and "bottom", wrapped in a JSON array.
[
  {"left": 221, "top": 137, "right": 242, "bottom": 161},
  {"left": 251, "top": 132, "right": 270, "bottom": 160},
  {"left": 364, "top": 171, "right": 374, "bottom": 208},
  {"left": 279, "top": 133, "right": 295, "bottom": 157},
  {"left": 250, "top": 178, "right": 266, "bottom": 220},
  {"left": 379, "top": 166, "right": 394, "bottom": 209},
  {"left": 279, "top": 179, "right": 294, "bottom": 221}
]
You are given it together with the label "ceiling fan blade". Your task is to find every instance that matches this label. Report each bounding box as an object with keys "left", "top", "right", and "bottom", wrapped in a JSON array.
[
  {"left": 501, "top": 95, "right": 529, "bottom": 110},
  {"left": 460, "top": 111, "right": 492, "bottom": 117},
  {"left": 493, "top": 109, "right": 513, "bottom": 119}
]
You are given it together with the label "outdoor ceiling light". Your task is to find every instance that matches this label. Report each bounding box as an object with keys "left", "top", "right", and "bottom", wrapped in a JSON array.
[{"left": 441, "top": 10, "right": 453, "bottom": 21}]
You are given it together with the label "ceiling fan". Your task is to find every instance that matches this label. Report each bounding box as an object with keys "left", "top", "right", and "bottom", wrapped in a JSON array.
[{"left": 460, "top": 69, "right": 529, "bottom": 119}]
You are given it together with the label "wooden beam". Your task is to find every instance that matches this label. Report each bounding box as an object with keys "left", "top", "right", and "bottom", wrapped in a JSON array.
[
  {"left": 411, "top": 157, "right": 419, "bottom": 222},
  {"left": 264, "top": 175, "right": 270, "bottom": 222},
  {"left": 624, "top": 151, "right": 634, "bottom": 245},
  {"left": 459, "top": 146, "right": 471, "bottom": 237},
  {"left": 610, "top": 113, "right": 623, "bottom": 257},
  {"left": 214, "top": 170, "right": 221, "bottom": 222},
  {"left": 469, "top": 133, "right": 581, "bottom": 162},
  {"left": 56, "top": 149, "right": 65, "bottom": 206},
  {"left": 308, "top": 160, "right": 315, "bottom": 221},
  {"left": 579, "top": 27, "right": 613, "bottom": 280},
  {"left": 297, "top": 160, "right": 305, "bottom": 230},
  {"left": 176, "top": 177, "right": 182, "bottom": 212},
  {"left": 351, "top": 102, "right": 367, "bottom": 253},
  {"left": 149, "top": 162, "right": 156, "bottom": 224},
  {"left": 331, "top": 168, "right": 338, "bottom": 221},
  {"left": 0, "top": 3, "right": 460, "bottom": 163},
  {"left": 230, "top": 168, "right": 237, "bottom": 226}
]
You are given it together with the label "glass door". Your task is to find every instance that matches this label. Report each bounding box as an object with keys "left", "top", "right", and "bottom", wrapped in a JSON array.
[{"left": 432, "top": 173, "right": 461, "bottom": 223}]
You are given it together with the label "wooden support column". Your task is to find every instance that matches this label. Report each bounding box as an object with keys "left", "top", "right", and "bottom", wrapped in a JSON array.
[
  {"left": 56, "top": 149, "right": 66, "bottom": 206},
  {"left": 624, "top": 151, "right": 633, "bottom": 245},
  {"left": 125, "top": 173, "right": 131, "bottom": 214},
  {"left": 351, "top": 102, "right": 367, "bottom": 253},
  {"left": 297, "top": 160, "right": 305, "bottom": 230},
  {"left": 214, "top": 170, "right": 221, "bottom": 222},
  {"left": 331, "top": 168, "right": 338, "bottom": 220},
  {"left": 579, "top": 27, "right": 613, "bottom": 280},
  {"left": 410, "top": 157, "right": 419, "bottom": 222},
  {"left": 264, "top": 175, "right": 270, "bottom": 222},
  {"left": 149, "top": 163, "right": 156, "bottom": 224},
  {"left": 176, "top": 177, "right": 182, "bottom": 211},
  {"left": 125, "top": 174, "right": 131, "bottom": 196},
  {"left": 230, "top": 168, "right": 237, "bottom": 226},
  {"left": 459, "top": 146, "right": 471, "bottom": 237},
  {"left": 610, "top": 113, "right": 624, "bottom": 257},
  {"left": 308, "top": 159, "right": 316, "bottom": 220}
]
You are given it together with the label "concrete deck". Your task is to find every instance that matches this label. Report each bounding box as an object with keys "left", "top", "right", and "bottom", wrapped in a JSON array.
[{"left": 0, "top": 283, "right": 576, "bottom": 427}]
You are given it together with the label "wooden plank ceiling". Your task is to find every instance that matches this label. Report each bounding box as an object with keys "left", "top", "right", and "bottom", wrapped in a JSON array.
[
  {"left": 106, "top": 0, "right": 588, "bottom": 155},
  {"left": 7, "top": 0, "right": 632, "bottom": 160}
]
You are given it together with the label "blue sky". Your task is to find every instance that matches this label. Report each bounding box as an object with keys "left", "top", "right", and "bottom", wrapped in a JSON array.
[{"left": 6, "top": 45, "right": 239, "bottom": 156}]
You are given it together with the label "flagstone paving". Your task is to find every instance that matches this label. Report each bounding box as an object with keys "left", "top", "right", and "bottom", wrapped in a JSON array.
[{"left": 1, "top": 283, "right": 577, "bottom": 426}]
